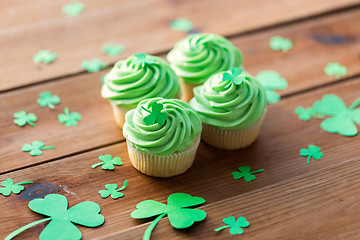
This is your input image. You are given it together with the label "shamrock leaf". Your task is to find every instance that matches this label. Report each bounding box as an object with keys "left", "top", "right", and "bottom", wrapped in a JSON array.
[
  {"left": 132, "top": 53, "right": 155, "bottom": 67},
  {"left": 22, "top": 141, "right": 54, "bottom": 156},
  {"left": 62, "top": 1, "right": 85, "bottom": 17},
  {"left": 33, "top": 50, "right": 58, "bottom": 64},
  {"left": 256, "top": 70, "right": 288, "bottom": 104},
  {"left": 300, "top": 145, "right": 323, "bottom": 164},
  {"left": 142, "top": 102, "right": 168, "bottom": 126},
  {"left": 37, "top": 91, "right": 61, "bottom": 110},
  {"left": 294, "top": 107, "right": 324, "bottom": 121},
  {"left": 169, "top": 18, "right": 194, "bottom": 32},
  {"left": 81, "top": 58, "right": 108, "bottom": 72},
  {"left": 269, "top": 36, "right": 293, "bottom": 52},
  {"left": 98, "top": 180, "right": 128, "bottom": 199},
  {"left": 232, "top": 166, "right": 264, "bottom": 182},
  {"left": 13, "top": 111, "right": 37, "bottom": 127},
  {"left": 131, "top": 193, "right": 206, "bottom": 240},
  {"left": 214, "top": 216, "right": 250, "bottom": 235},
  {"left": 5, "top": 194, "right": 104, "bottom": 240},
  {"left": 58, "top": 108, "right": 82, "bottom": 127},
  {"left": 222, "top": 67, "right": 246, "bottom": 86},
  {"left": 313, "top": 94, "right": 360, "bottom": 136},
  {"left": 324, "top": 62, "right": 347, "bottom": 79},
  {"left": 91, "top": 154, "right": 123, "bottom": 170},
  {"left": 0, "top": 179, "right": 33, "bottom": 196},
  {"left": 102, "top": 43, "right": 125, "bottom": 57}
]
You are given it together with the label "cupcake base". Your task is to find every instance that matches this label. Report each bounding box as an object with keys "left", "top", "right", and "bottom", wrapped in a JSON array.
[
  {"left": 126, "top": 136, "right": 201, "bottom": 177},
  {"left": 111, "top": 105, "right": 129, "bottom": 129},
  {"left": 180, "top": 79, "right": 199, "bottom": 102}
]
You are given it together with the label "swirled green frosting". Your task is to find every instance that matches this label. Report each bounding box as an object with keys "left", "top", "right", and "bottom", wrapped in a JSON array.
[
  {"left": 101, "top": 54, "right": 180, "bottom": 109},
  {"left": 167, "top": 33, "right": 243, "bottom": 84},
  {"left": 123, "top": 98, "right": 202, "bottom": 155},
  {"left": 189, "top": 70, "right": 267, "bottom": 130}
]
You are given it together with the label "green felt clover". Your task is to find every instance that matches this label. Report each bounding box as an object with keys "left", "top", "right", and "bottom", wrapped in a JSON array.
[
  {"left": 0, "top": 179, "right": 33, "bottom": 196},
  {"left": 232, "top": 166, "right": 264, "bottom": 182},
  {"left": 37, "top": 91, "right": 61, "bottom": 110},
  {"left": 313, "top": 94, "right": 360, "bottom": 136},
  {"left": 300, "top": 145, "right": 323, "bottom": 164},
  {"left": 58, "top": 108, "right": 82, "bottom": 127},
  {"left": 5, "top": 194, "right": 104, "bottom": 240},
  {"left": 222, "top": 67, "right": 246, "bottom": 86},
  {"left": 169, "top": 18, "right": 194, "bottom": 32},
  {"left": 214, "top": 216, "right": 250, "bottom": 235},
  {"left": 142, "top": 102, "right": 168, "bottom": 126},
  {"left": 99, "top": 180, "right": 128, "bottom": 199},
  {"left": 22, "top": 141, "right": 54, "bottom": 156},
  {"left": 131, "top": 193, "right": 206, "bottom": 240},
  {"left": 269, "top": 36, "right": 293, "bottom": 52},
  {"left": 132, "top": 53, "right": 155, "bottom": 67},
  {"left": 92, "top": 154, "right": 123, "bottom": 170},
  {"left": 256, "top": 70, "right": 288, "bottom": 104},
  {"left": 102, "top": 43, "right": 125, "bottom": 57},
  {"left": 81, "top": 58, "right": 108, "bottom": 72},
  {"left": 62, "top": 1, "right": 85, "bottom": 17},
  {"left": 13, "top": 111, "right": 37, "bottom": 127},
  {"left": 294, "top": 107, "right": 323, "bottom": 121},
  {"left": 33, "top": 50, "right": 58, "bottom": 64},
  {"left": 324, "top": 62, "right": 347, "bottom": 79}
]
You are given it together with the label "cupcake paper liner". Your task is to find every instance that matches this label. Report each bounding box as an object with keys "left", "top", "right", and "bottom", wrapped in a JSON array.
[
  {"left": 111, "top": 105, "right": 129, "bottom": 129},
  {"left": 179, "top": 78, "right": 199, "bottom": 102}
]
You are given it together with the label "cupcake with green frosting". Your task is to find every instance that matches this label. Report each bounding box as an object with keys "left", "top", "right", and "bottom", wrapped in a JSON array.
[
  {"left": 101, "top": 53, "right": 181, "bottom": 128},
  {"left": 189, "top": 68, "right": 267, "bottom": 150},
  {"left": 167, "top": 33, "right": 242, "bottom": 102},
  {"left": 123, "top": 97, "right": 202, "bottom": 177}
]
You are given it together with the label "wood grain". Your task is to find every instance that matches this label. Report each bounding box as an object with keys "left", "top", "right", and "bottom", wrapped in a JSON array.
[
  {"left": 1, "top": 0, "right": 359, "bottom": 91},
  {"left": 1, "top": 78, "right": 359, "bottom": 239}
]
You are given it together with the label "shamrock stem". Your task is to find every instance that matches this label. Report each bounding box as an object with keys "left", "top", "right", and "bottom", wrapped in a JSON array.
[
  {"left": 250, "top": 169, "right": 264, "bottom": 174},
  {"left": 214, "top": 225, "right": 230, "bottom": 232},
  {"left": 49, "top": 103, "right": 55, "bottom": 110},
  {"left": 5, "top": 217, "right": 52, "bottom": 240},
  {"left": 349, "top": 97, "right": 360, "bottom": 110},
  {"left": 17, "top": 181, "right": 34, "bottom": 185},
  {"left": 91, "top": 162, "right": 104, "bottom": 169},
  {"left": 41, "top": 146, "right": 55, "bottom": 150},
  {"left": 141, "top": 106, "right": 151, "bottom": 113},
  {"left": 307, "top": 156, "right": 311, "bottom": 164},
  {"left": 118, "top": 180, "right": 128, "bottom": 191},
  {"left": 143, "top": 213, "right": 166, "bottom": 240},
  {"left": 28, "top": 121, "right": 36, "bottom": 127}
]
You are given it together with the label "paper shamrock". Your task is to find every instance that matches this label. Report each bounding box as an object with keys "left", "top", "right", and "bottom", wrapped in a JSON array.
[
  {"left": 37, "top": 91, "right": 61, "bottom": 109},
  {"left": 13, "top": 111, "right": 37, "bottom": 127},
  {"left": 324, "top": 62, "right": 347, "bottom": 79},
  {"left": 142, "top": 102, "right": 168, "bottom": 126},
  {"left": 269, "top": 36, "right": 293, "bottom": 52},
  {"left": 99, "top": 180, "right": 128, "bottom": 199},
  {"left": 222, "top": 67, "right": 246, "bottom": 86},
  {"left": 313, "top": 94, "right": 360, "bottom": 136},
  {"left": 294, "top": 106, "right": 323, "bottom": 121},
  {"left": 256, "top": 70, "right": 288, "bottom": 104},
  {"left": 33, "top": 50, "right": 58, "bottom": 64},
  {"left": 5, "top": 194, "right": 104, "bottom": 240},
  {"left": 132, "top": 53, "right": 155, "bottom": 67},
  {"left": 0, "top": 179, "right": 33, "bottom": 196},
  {"left": 81, "top": 58, "right": 108, "bottom": 72},
  {"left": 131, "top": 193, "right": 206, "bottom": 240},
  {"left": 58, "top": 108, "right": 82, "bottom": 127},
  {"left": 169, "top": 18, "right": 194, "bottom": 32},
  {"left": 214, "top": 216, "right": 250, "bottom": 235},
  {"left": 102, "top": 43, "right": 125, "bottom": 57},
  {"left": 300, "top": 145, "right": 323, "bottom": 164},
  {"left": 22, "top": 141, "right": 54, "bottom": 156},
  {"left": 62, "top": 1, "right": 85, "bottom": 17},
  {"left": 91, "top": 154, "right": 123, "bottom": 170},
  {"left": 232, "top": 166, "right": 264, "bottom": 182}
]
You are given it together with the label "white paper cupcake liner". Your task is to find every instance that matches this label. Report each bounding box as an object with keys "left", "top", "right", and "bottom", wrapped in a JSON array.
[{"left": 111, "top": 105, "right": 129, "bottom": 129}]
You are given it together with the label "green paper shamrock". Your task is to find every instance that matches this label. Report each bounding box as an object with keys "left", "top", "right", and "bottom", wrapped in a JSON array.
[
  {"left": 169, "top": 18, "right": 194, "bottom": 32},
  {"left": 300, "top": 145, "right": 323, "bottom": 164},
  {"left": 313, "top": 94, "right": 360, "bottom": 136},
  {"left": 222, "top": 67, "right": 246, "bottom": 86},
  {"left": 13, "top": 111, "right": 37, "bottom": 127},
  {"left": 58, "top": 108, "right": 82, "bottom": 127},
  {"left": 91, "top": 154, "right": 123, "bottom": 170},
  {"left": 232, "top": 166, "right": 264, "bottom": 182},
  {"left": 22, "top": 141, "right": 54, "bottom": 156},
  {"left": 295, "top": 106, "right": 323, "bottom": 121},
  {"left": 37, "top": 91, "right": 61, "bottom": 109},
  {"left": 214, "top": 216, "right": 250, "bottom": 235},
  {"left": 102, "top": 43, "right": 125, "bottom": 57},
  {"left": 269, "top": 36, "right": 293, "bottom": 52},
  {"left": 81, "top": 58, "right": 108, "bottom": 72},
  {"left": 142, "top": 102, "right": 168, "bottom": 126},
  {"left": 62, "top": 1, "right": 85, "bottom": 17},
  {"left": 131, "top": 193, "right": 206, "bottom": 240},
  {"left": 256, "top": 70, "right": 288, "bottom": 104},
  {"left": 5, "top": 194, "right": 104, "bottom": 240},
  {"left": 132, "top": 53, "right": 155, "bottom": 67},
  {"left": 324, "top": 62, "right": 347, "bottom": 79},
  {"left": 0, "top": 179, "right": 33, "bottom": 196},
  {"left": 33, "top": 50, "right": 58, "bottom": 64},
  {"left": 99, "top": 180, "right": 128, "bottom": 199}
]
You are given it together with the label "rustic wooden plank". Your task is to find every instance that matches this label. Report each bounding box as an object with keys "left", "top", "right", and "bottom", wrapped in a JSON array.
[
  {"left": 1, "top": 78, "right": 359, "bottom": 239},
  {"left": 1, "top": 0, "right": 359, "bottom": 91}
]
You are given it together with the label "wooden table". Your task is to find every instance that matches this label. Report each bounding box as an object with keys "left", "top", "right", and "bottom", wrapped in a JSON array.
[{"left": 1, "top": 0, "right": 360, "bottom": 239}]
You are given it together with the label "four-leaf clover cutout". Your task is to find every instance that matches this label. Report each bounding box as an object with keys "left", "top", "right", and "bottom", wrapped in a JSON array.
[
  {"left": 132, "top": 53, "right": 155, "bottom": 67},
  {"left": 62, "top": 1, "right": 85, "bottom": 17},
  {"left": 215, "top": 216, "right": 250, "bottom": 235},
  {"left": 102, "top": 43, "right": 125, "bottom": 57},
  {"left": 99, "top": 180, "right": 128, "bottom": 199},
  {"left": 256, "top": 70, "right": 288, "bottom": 104},
  {"left": 13, "top": 111, "right": 37, "bottom": 127},
  {"left": 222, "top": 67, "right": 246, "bottom": 86},
  {"left": 324, "top": 62, "right": 347, "bottom": 79},
  {"left": 269, "top": 36, "right": 293, "bottom": 52},
  {"left": 295, "top": 106, "right": 323, "bottom": 121},
  {"left": 0, "top": 179, "right": 33, "bottom": 196},
  {"left": 92, "top": 154, "right": 123, "bottom": 170},
  {"left": 300, "top": 145, "right": 323, "bottom": 164},
  {"left": 142, "top": 102, "right": 168, "bottom": 126},
  {"left": 33, "top": 50, "right": 58, "bottom": 64},
  {"left": 81, "top": 58, "right": 108, "bottom": 72},
  {"left": 232, "top": 166, "right": 264, "bottom": 182},
  {"left": 37, "top": 91, "right": 61, "bottom": 110},
  {"left": 58, "top": 107, "right": 82, "bottom": 126},
  {"left": 22, "top": 141, "right": 54, "bottom": 156}
]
